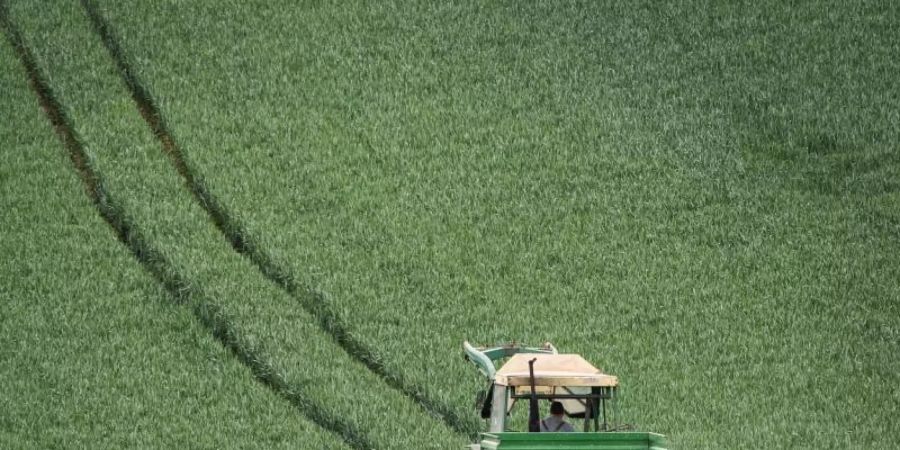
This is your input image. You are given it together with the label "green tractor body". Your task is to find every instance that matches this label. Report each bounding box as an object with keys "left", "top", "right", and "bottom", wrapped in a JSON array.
[
  {"left": 478, "top": 431, "right": 667, "bottom": 449},
  {"left": 463, "top": 342, "right": 667, "bottom": 450}
]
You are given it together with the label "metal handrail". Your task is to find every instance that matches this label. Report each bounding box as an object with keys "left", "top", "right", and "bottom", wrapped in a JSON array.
[{"left": 463, "top": 341, "right": 558, "bottom": 381}]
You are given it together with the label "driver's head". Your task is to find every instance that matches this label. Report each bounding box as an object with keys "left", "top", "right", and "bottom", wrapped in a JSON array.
[{"left": 550, "top": 401, "right": 565, "bottom": 416}]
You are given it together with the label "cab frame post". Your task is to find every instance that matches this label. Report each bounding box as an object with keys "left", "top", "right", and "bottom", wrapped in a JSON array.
[{"left": 489, "top": 384, "right": 507, "bottom": 432}]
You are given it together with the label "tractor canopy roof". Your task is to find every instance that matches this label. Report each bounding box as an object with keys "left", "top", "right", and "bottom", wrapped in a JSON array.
[{"left": 494, "top": 353, "right": 618, "bottom": 388}]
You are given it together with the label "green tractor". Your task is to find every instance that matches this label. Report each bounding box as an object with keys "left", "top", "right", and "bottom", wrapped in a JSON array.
[{"left": 464, "top": 342, "right": 667, "bottom": 450}]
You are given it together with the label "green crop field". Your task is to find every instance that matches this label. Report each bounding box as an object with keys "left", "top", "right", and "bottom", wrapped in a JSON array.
[
  {"left": 3, "top": 0, "right": 899, "bottom": 448},
  {"left": 0, "top": 28, "right": 347, "bottom": 449}
]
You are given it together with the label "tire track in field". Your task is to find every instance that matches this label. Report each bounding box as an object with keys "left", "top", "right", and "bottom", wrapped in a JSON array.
[
  {"left": 0, "top": 8, "right": 371, "bottom": 448},
  {"left": 78, "top": 0, "right": 477, "bottom": 436}
]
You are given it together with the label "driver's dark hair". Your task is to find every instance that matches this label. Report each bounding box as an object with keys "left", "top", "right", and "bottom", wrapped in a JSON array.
[{"left": 550, "top": 401, "right": 565, "bottom": 415}]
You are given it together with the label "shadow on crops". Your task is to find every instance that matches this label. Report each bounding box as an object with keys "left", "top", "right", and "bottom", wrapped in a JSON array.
[{"left": 732, "top": 94, "right": 899, "bottom": 241}]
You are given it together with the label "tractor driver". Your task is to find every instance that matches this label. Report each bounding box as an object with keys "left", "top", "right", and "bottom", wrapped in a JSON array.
[{"left": 540, "top": 401, "right": 574, "bottom": 432}]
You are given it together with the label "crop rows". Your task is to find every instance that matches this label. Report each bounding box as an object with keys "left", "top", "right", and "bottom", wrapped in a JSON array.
[
  {"left": 3, "top": 0, "right": 899, "bottom": 448},
  {"left": 0, "top": 13, "right": 346, "bottom": 449},
  {"left": 88, "top": 1, "right": 900, "bottom": 448},
  {"left": 5, "top": 0, "right": 465, "bottom": 448},
  {"left": 77, "top": 0, "right": 470, "bottom": 433}
]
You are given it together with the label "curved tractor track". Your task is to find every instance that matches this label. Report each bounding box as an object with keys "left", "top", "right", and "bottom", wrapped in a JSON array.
[
  {"left": 1, "top": 7, "right": 375, "bottom": 449},
  {"left": 79, "top": 0, "right": 475, "bottom": 436}
]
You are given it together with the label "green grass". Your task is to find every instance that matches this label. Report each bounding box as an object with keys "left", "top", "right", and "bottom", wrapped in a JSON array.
[
  {"left": 90, "top": 1, "right": 900, "bottom": 448},
  {"left": 0, "top": 31, "right": 347, "bottom": 450},
  {"left": 5, "top": 1, "right": 466, "bottom": 447},
  {"left": 3, "top": 0, "right": 899, "bottom": 448}
]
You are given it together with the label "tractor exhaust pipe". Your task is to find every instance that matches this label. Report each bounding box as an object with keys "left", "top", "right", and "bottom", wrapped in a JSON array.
[{"left": 528, "top": 358, "right": 540, "bottom": 432}]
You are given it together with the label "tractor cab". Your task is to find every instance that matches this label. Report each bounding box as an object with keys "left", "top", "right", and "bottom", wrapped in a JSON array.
[{"left": 464, "top": 341, "right": 667, "bottom": 450}]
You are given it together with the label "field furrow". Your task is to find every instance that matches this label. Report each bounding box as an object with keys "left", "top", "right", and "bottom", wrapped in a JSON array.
[
  {"left": 84, "top": 1, "right": 900, "bottom": 448},
  {"left": 77, "top": 0, "right": 470, "bottom": 433},
  {"left": 78, "top": 0, "right": 269, "bottom": 277},
  {"left": 0, "top": 7, "right": 348, "bottom": 449},
  {"left": 0, "top": 9, "right": 359, "bottom": 449},
  {"left": 5, "top": 1, "right": 467, "bottom": 448}
]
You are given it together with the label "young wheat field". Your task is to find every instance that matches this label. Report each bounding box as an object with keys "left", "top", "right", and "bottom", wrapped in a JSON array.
[{"left": 2, "top": 1, "right": 898, "bottom": 448}]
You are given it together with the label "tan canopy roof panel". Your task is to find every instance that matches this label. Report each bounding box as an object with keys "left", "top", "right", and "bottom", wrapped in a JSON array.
[{"left": 494, "top": 353, "right": 618, "bottom": 388}]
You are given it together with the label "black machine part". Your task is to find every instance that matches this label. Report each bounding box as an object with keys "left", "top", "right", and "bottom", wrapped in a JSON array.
[
  {"left": 527, "top": 357, "right": 540, "bottom": 432},
  {"left": 478, "top": 383, "right": 493, "bottom": 419}
]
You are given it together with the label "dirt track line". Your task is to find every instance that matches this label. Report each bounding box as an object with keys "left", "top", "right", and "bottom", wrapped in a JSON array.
[
  {"left": 0, "top": 8, "right": 371, "bottom": 448},
  {"left": 78, "top": 0, "right": 477, "bottom": 436}
]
